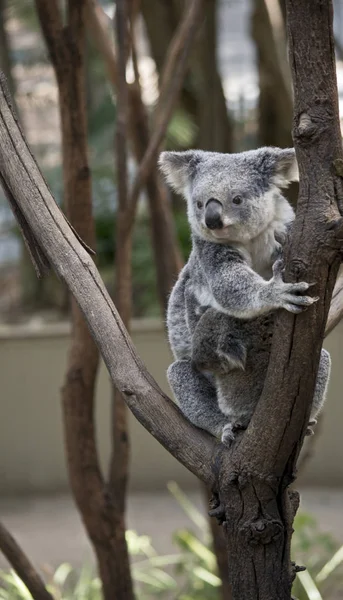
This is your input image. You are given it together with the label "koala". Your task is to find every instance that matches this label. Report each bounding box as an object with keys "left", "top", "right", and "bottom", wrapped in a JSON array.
[{"left": 159, "top": 147, "right": 331, "bottom": 445}]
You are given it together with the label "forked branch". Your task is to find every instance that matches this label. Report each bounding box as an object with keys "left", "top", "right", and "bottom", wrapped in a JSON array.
[{"left": 0, "top": 72, "right": 219, "bottom": 488}]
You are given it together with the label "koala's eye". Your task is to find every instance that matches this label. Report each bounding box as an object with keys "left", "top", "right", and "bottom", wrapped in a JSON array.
[
  {"left": 232, "top": 195, "right": 242, "bottom": 205},
  {"left": 197, "top": 201, "right": 203, "bottom": 209}
]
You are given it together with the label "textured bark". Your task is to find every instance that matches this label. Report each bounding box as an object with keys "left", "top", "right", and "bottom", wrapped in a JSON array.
[{"left": 34, "top": 2, "right": 133, "bottom": 599}]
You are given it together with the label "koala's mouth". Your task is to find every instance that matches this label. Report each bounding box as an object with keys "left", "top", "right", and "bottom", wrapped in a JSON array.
[{"left": 209, "top": 225, "right": 233, "bottom": 239}]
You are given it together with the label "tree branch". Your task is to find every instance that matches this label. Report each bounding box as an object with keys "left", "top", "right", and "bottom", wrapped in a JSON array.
[
  {"left": 34, "top": 0, "right": 64, "bottom": 75},
  {"left": 0, "top": 73, "right": 219, "bottom": 488},
  {"left": 0, "top": 522, "right": 54, "bottom": 600},
  {"left": 85, "top": 0, "right": 183, "bottom": 311},
  {"left": 127, "top": 0, "right": 204, "bottom": 213}
]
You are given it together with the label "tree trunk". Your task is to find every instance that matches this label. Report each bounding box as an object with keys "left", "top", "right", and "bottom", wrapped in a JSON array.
[
  {"left": 216, "top": 1, "right": 343, "bottom": 598},
  {"left": 34, "top": 2, "right": 134, "bottom": 598}
]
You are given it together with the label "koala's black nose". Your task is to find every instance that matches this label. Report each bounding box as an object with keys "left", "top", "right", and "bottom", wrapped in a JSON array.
[{"left": 205, "top": 198, "right": 223, "bottom": 230}]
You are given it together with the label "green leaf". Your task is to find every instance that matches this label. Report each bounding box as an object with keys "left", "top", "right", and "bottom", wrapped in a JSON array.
[
  {"left": 167, "top": 482, "right": 208, "bottom": 531},
  {"left": 193, "top": 566, "right": 222, "bottom": 587},
  {"left": 174, "top": 530, "right": 216, "bottom": 571},
  {"left": 316, "top": 544, "right": 343, "bottom": 583},
  {"left": 52, "top": 563, "right": 73, "bottom": 588},
  {"left": 297, "top": 570, "right": 323, "bottom": 600}
]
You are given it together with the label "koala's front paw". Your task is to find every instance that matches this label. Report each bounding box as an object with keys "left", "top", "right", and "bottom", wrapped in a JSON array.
[
  {"left": 268, "top": 259, "right": 318, "bottom": 314},
  {"left": 221, "top": 422, "right": 245, "bottom": 446}
]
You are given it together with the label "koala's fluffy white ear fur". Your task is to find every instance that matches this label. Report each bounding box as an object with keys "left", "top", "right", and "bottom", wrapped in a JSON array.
[
  {"left": 272, "top": 148, "right": 299, "bottom": 188},
  {"left": 159, "top": 150, "right": 202, "bottom": 196}
]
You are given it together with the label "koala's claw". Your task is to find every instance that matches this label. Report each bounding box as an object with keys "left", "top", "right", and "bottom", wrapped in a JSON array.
[
  {"left": 305, "top": 419, "right": 317, "bottom": 436},
  {"left": 269, "top": 269, "right": 319, "bottom": 314},
  {"left": 272, "top": 258, "right": 284, "bottom": 277},
  {"left": 283, "top": 295, "right": 319, "bottom": 314},
  {"left": 221, "top": 422, "right": 245, "bottom": 446}
]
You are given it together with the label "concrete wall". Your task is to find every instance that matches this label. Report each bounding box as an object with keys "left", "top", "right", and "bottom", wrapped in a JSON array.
[{"left": 0, "top": 318, "right": 342, "bottom": 494}]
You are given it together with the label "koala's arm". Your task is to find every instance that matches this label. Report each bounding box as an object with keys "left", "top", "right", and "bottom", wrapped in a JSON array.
[{"left": 199, "top": 242, "right": 317, "bottom": 319}]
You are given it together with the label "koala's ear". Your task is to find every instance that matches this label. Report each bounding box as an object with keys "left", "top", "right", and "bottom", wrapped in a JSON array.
[
  {"left": 272, "top": 148, "right": 299, "bottom": 188},
  {"left": 262, "top": 147, "right": 299, "bottom": 188},
  {"left": 158, "top": 150, "right": 203, "bottom": 196}
]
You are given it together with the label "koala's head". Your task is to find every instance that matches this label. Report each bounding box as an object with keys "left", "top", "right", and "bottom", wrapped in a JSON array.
[{"left": 159, "top": 147, "right": 298, "bottom": 243}]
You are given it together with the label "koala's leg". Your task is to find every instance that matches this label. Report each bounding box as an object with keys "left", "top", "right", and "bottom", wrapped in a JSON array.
[
  {"left": 167, "top": 358, "right": 227, "bottom": 438},
  {"left": 307, "top": 348, "right": 331, "bottom": 435},
  {"left": 192, "top": 309, "right": 247, "bottom": 375}
]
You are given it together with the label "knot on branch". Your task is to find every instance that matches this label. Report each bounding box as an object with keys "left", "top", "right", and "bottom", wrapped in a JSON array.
[
  {"left": 208, "top": 492, "right": 226, "bottom": 525},
  {"left": 288, "top": 258, "right": 308, "bottom": 280},
  {"left": 296, "top": 112, "right": 317, "bottom": 140},
  {"left": 244, "top": 518, "right": 283, "bottom": 546},
  {"left": 291, "top": 561, "right": 306, "bottom": 583},
  {"left": 288, "top": 489, "right": 300, "bottom": 520}
]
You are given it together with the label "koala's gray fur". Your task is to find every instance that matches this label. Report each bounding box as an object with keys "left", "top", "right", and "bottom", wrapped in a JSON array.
[{"left": 159, "top": 147, "right": 331, "bottom": 445}]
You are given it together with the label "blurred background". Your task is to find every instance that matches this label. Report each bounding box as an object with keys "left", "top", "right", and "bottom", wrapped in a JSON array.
[{"left": 0, "top": 1, "right": 343, "bottom": 599}]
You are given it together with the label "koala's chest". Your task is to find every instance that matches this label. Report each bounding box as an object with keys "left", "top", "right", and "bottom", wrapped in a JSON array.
[{"left": 240, "top": 230, "right": 279, "bottom": 279}]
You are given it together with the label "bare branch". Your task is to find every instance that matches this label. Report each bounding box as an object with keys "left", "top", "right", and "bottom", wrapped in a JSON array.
[
  {"left": 85, "top": 0, "right": 118, "bottom": 87},
  {"left": 0, "top": 522, "right": 54, "bottom": 600},
  {"left": 127, "top": 0, "right": 204, "bottom": 211},
  {"left": 86, "top": 0, "right": 183, "bottom": 310},
  {"left": 34, "top": 0, "right": 64, "bottom": 73},
  {"left": 263, "top": 0, "right": 292, "bottom": 101},
  {"left": 0, "top": 74, "right": 219, "bottom": 488}
]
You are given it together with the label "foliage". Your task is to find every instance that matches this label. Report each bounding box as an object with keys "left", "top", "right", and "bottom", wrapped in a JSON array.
[
  {"left": 1, "top": 486, "right": 343, "bottom": 600},
  {"left": 292, "top": 512, "right": 343, "bottom": 600}
]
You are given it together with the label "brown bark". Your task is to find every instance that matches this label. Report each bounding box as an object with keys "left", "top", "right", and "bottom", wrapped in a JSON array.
[
  {"left": 0, "top": 0, "right": 343, "bottom": 596},
  {"left": 195, "top": 0, "right": 233, "bottom": 153},
  {"left": 109, "top": 1, "right": 134, "bottom": 597},
  {"left": 252, "top": 0, "right": 293, "bottom": 148},
  {"left": 0, "top": 522, "right": 54, "bottom": 600},
  {"left": 140, "top": 0, "right": 198, "bottom": 118},
  {"left": 34, "top": 2, "right": 133, "bottom": 599},
  {"left": 86, "top": 0, "right": 183, "bottom": 312},
  {"left": 217, "top": 1, "right": 343, "bottom": 598}
]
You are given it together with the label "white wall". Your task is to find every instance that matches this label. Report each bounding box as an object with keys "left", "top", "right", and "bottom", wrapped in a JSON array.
[{"left": 0, "top": 318, "right": 341, "bottom": 495}]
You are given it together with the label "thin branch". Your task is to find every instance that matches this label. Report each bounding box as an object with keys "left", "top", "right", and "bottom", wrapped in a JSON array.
[
  {"left": 34, "top": 0, "right": 64, "bottom": 73},
  {"left": 0, "top": 73, "right": 219, "bottom": 487},
  {"left": 85, "top": 0, "right": 118, "bottom": 87},
  {"left": 263, "top": 0, "right": 292, "bottom": 102},
  {"left": 86, "top": 0, "right": 183, "bottom": 310},
  {"left": 0, "top": 522, "right": 54, "bottom": 600},
  {"left": 127, "top": 0, "right": 204, "bottom": 213}
]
